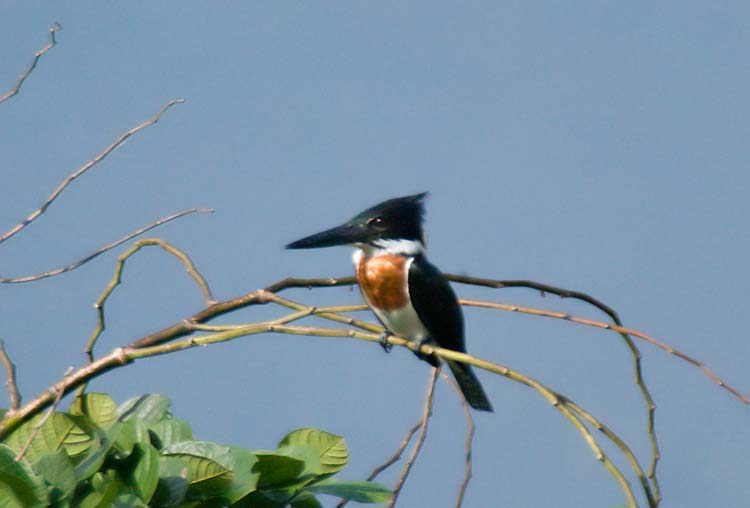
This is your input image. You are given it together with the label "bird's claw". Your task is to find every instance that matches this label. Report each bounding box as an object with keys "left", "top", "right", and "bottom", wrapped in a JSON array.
[{"left": 379, "top": 332, "right": 393, "bottom": 353}]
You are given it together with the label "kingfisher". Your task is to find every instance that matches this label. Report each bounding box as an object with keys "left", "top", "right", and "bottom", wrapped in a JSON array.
[{"left": 286, "top": 192, "right": 493, "bottom": 412}]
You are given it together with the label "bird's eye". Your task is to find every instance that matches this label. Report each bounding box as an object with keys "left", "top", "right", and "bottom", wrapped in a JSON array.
[{"left": 367, "top": 217, "right": 383, "bottom": 225}]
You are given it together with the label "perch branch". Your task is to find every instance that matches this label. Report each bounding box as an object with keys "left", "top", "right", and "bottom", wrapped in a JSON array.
[
  {"left": 0, "top": 23, "right": 61, "bottom": 105},
  {"left": 0, "top": 208, "right": 213, "bottom": 284},
  {"left": 0, "top": 98, "right": 185, "bottom": 245},
  {"left": 128, "top": 275, "right": 358, "bottom": 350},
  {"left": 0, "top": 339, "right": 21, "bottom": 411}
]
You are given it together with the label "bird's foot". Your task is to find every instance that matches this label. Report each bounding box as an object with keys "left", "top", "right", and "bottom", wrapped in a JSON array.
[
  {"left": 379, "top": 332, "right": 394, "bottom": 353},
  {"left": 413, "top": 338, "right": 441, "bottom": 368}
]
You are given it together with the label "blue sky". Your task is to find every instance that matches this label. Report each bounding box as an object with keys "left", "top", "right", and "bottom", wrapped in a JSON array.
[{"left": 2, "top": 3, "right": 749, "bottom": 507}]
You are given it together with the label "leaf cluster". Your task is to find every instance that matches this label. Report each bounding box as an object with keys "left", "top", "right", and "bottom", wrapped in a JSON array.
[{"left": 0, "top": 393, "right": 391, "bottom": 508}]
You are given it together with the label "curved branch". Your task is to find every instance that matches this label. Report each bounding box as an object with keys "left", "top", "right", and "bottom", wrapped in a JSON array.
[
  {"left": 0, "top": 340, "right": 20, "bottom": 411},
  {"left": 0, "top": 98, "right": 185, "bottom": 245},
  {"left": 447, "top": 273, "right": 662, "bottom": 502},
  {"left": 389, "top": 367, "right": 439, "bottom": 508},
  {"left": 128, "top": 275, "right": 357, "bottom": 350},
  {"left": 86, "top": 237, "right": 217, "bottom": 357},
  {"left": 460, "top": 298, "right": 747, "bottom": 404},
  {"left": 0, "top": 23, "right": 61, "bottom": 105},
  {"left": 0, "top": 208, "right": 213, "bottom": 284}
]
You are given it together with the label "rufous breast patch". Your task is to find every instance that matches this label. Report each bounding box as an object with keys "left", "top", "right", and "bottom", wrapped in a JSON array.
[{"left": 356, "top": 254, "right": 410, "bottom": 311}]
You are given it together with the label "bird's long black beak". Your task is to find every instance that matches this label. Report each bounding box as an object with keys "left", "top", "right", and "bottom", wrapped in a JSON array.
[{"left": 286, "top": 222, "right": 361, "bottom": 249}]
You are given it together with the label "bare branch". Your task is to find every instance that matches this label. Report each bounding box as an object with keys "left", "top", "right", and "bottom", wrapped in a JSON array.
[
  {"left": 367, "top": 422, "right": 422, "bottom": 480},
  {"left": 86, "top": 237, "right": 216, "bottom": 357},
  {"left": 565, "top": 396, "right": 657, "bottom": 508},
  {"left": 390, "top": 367, "right": 439, "bottom": 508},
  {"left": 0, "top": 339, "right": 21, "bottom": 411},
  {"left": 0, "top": 23, "right": 61, "bottom": 105},
  {"left": 448, "top": 274, "right": 661, "bottom": 499},
  {"left": 336, "top": 420, "right": 422, "bottom": 508},
  {"left": 461, "top": 298, "right": 748, "bottom": 405},
  {"left": 0, "top": 98, "right": 185, "bottom": 245},
  {"left": 128, "top": 275, "right": 358, "bottom": 350},
  {"left": 440, "top": 372, "right": 475, "bottom": 508},
  {"left": 0, "top": 208, "right": 213, "bottom": 284}
]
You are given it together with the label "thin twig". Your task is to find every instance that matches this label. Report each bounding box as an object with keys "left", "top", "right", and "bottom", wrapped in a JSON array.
[
  {"left": 461, "top": 298, "right": 746, "bottom": 405},
  {"left": 0, "top": 208, "right": 214, "bottom": 284},
  {"left": 335, "top": 420, "right": 422, "bottom": 508},
  {"left": 389, "top": 367, "right": 440, "bottom": 508},
  {"left": 564, "top": 397, "right": 656, "bottom": 508},
  {"left": 13, "top": 368, "right": 70, "bottom": 462},
  {"left": 0, "top": 98, "right": 185, "bottom": 245},
  {"left": 0, "top": 23, "right": 61, "bottom": 105},
  {"left": 0, "top": 339, "right": 21, "bottom": 411},
  {"left": 86, "top": 237, "right": 216, "bottom": 356},
  {"left": 128, "top": 275, "right": 358, "bottom": 350},
  {"left": 440, "top": 372, "right": 475, "bottom": 508},
  {"left": 449, "top": 274, "right": 662, "bottom": 501}
]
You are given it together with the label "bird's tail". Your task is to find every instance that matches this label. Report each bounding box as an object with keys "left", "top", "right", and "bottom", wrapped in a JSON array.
[{"left": 446, "top": 359, "right": 493, "bottom": 412}]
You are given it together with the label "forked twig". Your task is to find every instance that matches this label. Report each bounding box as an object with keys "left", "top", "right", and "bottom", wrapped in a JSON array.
[
  {"left": 86, "top": 238, "right": 215, "bottom": 357},
  {"left": 335, "top": 420, "right": 422, "bottom": 508},
  {"left": 0, "top": 339, "right": 21, "bottom": 411},
  {"left": 0, "top": 99, "right": 185, "bottom": 245},
  {"left": 389, "top": 367, "right": 440, "bottom": 508},
  {"left": 0, "top": 23, "right": 61, "bottom": 105},
  {"left": 0, "top": 208, "right": 213, "bottom": 284},
  {"left": 440, "top": 372, "right": 475, "bottom": 508}
]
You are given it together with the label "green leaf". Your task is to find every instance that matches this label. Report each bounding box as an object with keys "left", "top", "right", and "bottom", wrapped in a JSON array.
[
  {"left": 112, "top": 493, "right": 147, "bottom": 508},
  {"left": 304, "top": 478, "right": 392, "bottom": 504},
  {"left": 223, "top": 445, "right": 260, "bottom": 502},
  {"left": 151, "top": 456, "right": 189, "bottom": 507},
  {"left": 117, "top": 394, "right": 171, "bottom": 424},
  {"left": 253, "top": 451, "right": 307, "bottom": 489},
  {"left": 74, "top": 423, "right": 122, "bottom": 482},
  {"left": 4, "top": 412, "right": 88, "bottom": 463},
  {"left": 113, "top": 418, "right": 150, "bottom": 458},
  {"left": 148, "top": 418, "right": 193, "bottom": 449},
  {"left": 161, "top": 441, "right": 231, "bottom": 484},
  {"left": 122, "top": 442, "right": 159, "bottom": 502},
  {"left": 232, "top": 490, "right": 290, "bottom": 508},
  {"left": 0, "top": 444, "right": 48, "bottom": 508},
  {"left": 76, "top": 470, "right": 129, "bottom": 508},
  {"left": 61, "top": 415, "right": 94, "bottom": 458},
  {"left": 32, "top": 450, "right": 76, "bottom": 504},
  {"left": 291, "top": 495, "right": 323, "bottom": 508},
  {"left": 161, "top": 441, "right": 258, "bottom": 503},
  {"left": 69, "top": 394, "right": 118, "bottom": 430},
  {"left": 279, "top": 428, "right": 348, "bottom": 475}
]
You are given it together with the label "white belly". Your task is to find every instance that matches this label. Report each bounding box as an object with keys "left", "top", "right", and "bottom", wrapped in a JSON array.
[{"left": 372, "top": 302, "right": 430, "bottom": 342}]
